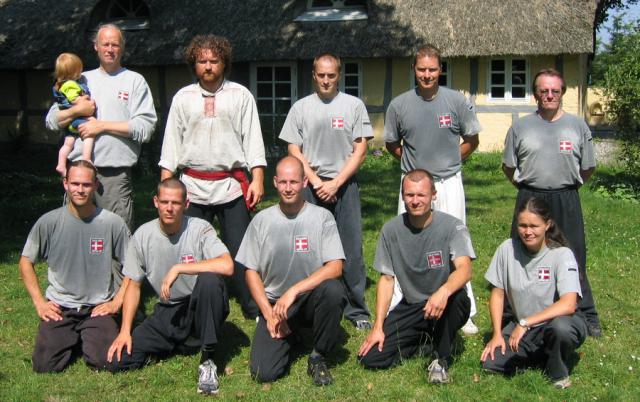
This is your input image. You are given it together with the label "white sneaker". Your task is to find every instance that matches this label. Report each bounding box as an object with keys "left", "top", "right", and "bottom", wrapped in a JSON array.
[
  {"left": 462, "top": 318, "right": 479, "bottom": 335},
  {"left": 197, "top": 359, "right": 219, "bottom": 395},
  {"left": 427, "top": 359, "right": 450, "bottom": 384},
  {"left": 553, "top": 377, "right": 572, "bottom": 389}
]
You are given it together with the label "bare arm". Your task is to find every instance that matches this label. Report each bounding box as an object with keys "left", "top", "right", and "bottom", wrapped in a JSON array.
[
  {"left": 424, "top": 255, "right": 472, "bottom": 319},
  {"left": 246, "top": 166, "right": 265, "bottom": 208},
  {"left": 92, "top": 276, "right": 131, "bottom": 316},
  {"left": 51, "top": 96, "right": 96, "bottom": 128},
  {"left": 580, "top": 167, "right": 595, "bottom": 184},
  {"left": 79, "top": 119, "right": 130, "bottom": 140},
  {"left": 19, "top": 256, "right": 62, "bottom": 321},
  {"left": 160, "top": 167, "right": 174, "bottom": 181},
  {"left": 160, "top": 253, "right": 234, "bottom": 301},
  {"left": 273, "top": 259, "right": 343, "bottom": 320},
  {"left": 358, "top": 274, "right": 394, "bottom": 356},
  {"left": 502, "top": 163, "right": 518, "bottom": 188},
  {"left": 481, "top": 287, "right": 507, "bottom": 362},
  {"left": 385, "top": 140, "right": 402, "bottom": 160},
  {"left": 107, "top": 279, "right": 142, "bottom": 362},
  {"left": 288, "top": 143, "right": 323, "bottom": 188},
  {"left": 313, "top": 138, "right": 368, "bottom": 203},
  {"left": 246, "top": 269, "right": 291, "bottom": 339},
  {"left": 460, "top": 134, "right": 479, "bottom": 161}
]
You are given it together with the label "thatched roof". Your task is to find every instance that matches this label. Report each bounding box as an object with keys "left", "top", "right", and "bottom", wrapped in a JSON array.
[{"left": 0, "top": 0, "right": 598, "bottom": 69}]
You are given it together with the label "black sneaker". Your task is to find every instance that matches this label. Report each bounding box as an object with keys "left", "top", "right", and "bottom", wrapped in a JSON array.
[
  {"left": 588, "top": 323, "right": 602, "bottom": 338},
  {"left": 307, "top": 356, "right": 333, "bottom": 386}
]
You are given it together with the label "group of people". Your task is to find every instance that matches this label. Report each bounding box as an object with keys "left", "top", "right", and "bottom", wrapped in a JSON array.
[{"left": 20, "top": 23, "right": 599, "bottom": 395}]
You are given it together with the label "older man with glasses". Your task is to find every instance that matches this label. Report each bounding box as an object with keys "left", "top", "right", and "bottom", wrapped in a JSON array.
[{"left": 502, "top": 68, "right": 601, "bottom": 337}]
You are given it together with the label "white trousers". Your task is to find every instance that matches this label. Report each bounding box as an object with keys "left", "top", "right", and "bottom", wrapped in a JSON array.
[{"left": 390, "top": 171, "right": 477, "bottom": 318}]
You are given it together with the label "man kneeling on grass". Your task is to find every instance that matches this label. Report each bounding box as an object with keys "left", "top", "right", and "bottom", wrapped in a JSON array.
[
  {"left": 236, "top": 156, "right": 346, "bottom": 385},
  {"left": 358, "top": 169, "right": 474, "bottom": 384},
  {"left": 107, "top": 178, "right": 233, "bottom": 395}
]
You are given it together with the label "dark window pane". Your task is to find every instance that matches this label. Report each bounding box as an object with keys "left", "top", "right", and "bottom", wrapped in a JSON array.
[
  {"left": 274, "top": 67, "right": 291, "bottom": 81},
  {"left": 441, "top": 61, "right": 448, "bottom": 73},
  {"left": 344, "top": 63, "right": 358, "bottom": 74},
  {"left": 260, "top": 116, "right": 274, "bottom": 137},
  {"left": 275, "top": 100, "right": 291, "bottom": 114},
  {"left": 257, "top": 67, "right": 271, "bottom": 81},
  {"left": 512, "top": 86, "right": 526, "bottom": 98},
  {"left": 512, "top": 73, "right": 526, "bottom": 85},
  {"left": 491, "top": 87, "right": 505, "bottom": 98},
  {"left": 438, "top": 75, "right": 447, "bottom": 86},
  {"left": 512, "top": 59, "right": 526, "bottom": 71},
  {"left": 257, "top": 99, "right": 273, "bottom": 114},
  {"left": 344, "top": 0, "right": 366, "bottom": 6},
  {"left": 257, "top": 83, "right": 272, "bottom": 98},
  {"left": 345, "top": 76, "right": 358, "bottom": 87},
  {"left": 275, "top": 83, "right": 290, "bottom": 98},
  {"left": 491, "top": 73, "right": 505, "bottom": 85},
  {"left": 345, "top": 87, "right": 359, "bottom": 96},
  {"left": 491, "top": 59, "right": 505, "bottom": 71},
  {"left": 311, "top": 0, "right": 333, "bottom": 8}
]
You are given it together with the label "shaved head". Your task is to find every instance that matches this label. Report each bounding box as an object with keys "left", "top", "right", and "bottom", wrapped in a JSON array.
[
  {"left": 276, "top": 156, "right": 304, "bottom": 180},
  {"left": 402, "top": 169, "right": 436, "bottom": 194}
]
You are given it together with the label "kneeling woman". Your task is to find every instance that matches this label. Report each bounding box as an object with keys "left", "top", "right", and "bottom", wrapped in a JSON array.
[{"left": 480, "top": 197, "right": 588, "bottom": 389}]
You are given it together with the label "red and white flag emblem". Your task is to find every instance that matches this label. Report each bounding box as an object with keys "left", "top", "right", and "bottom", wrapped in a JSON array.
[
  {"left": 90, "top": 238, "right": 104, "bottom": 254},
  {"left": 538, "top": 266, "right": 551, "bottom": 281},
  {"left": 427, "top": 251, "right": 444, "bottom": 268},
  {"left": 181, "top": 254, "right": 196, "bottom": 264},
  {"left": 294, "top": 236, "right": 309, "bottom": 252},
  {"left": 438, "top": 114, "right": 452, "bottom": 128},
  {"left": 331, "top": 117, "right": 344, "bottom": 130},
  {"left": 117, "top": 91, "right": 129, "bottom": 101},
  {"left": 559, "top": 140, "right": 573, "bottom": 153}
]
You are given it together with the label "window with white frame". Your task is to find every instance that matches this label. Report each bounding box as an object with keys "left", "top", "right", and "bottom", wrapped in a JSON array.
[
  {"left": 251, "top": 63, "right": 297, "bottom": 157},
  {"left": 411, "top": 60, "right": 450, "bottom": 88},
  {"left": 488, "top": 57, "right": 528, "bottom": 100},
  {"left": 340, "top": 61, "right": 361, "bottom": 97},
  {"left": 295, "top": 0, "right": 367, "bottom": 21}
]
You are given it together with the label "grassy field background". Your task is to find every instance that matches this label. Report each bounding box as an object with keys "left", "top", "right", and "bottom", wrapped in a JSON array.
[{"left": 0, "top": 147, "right": 639, "bottom": 401}]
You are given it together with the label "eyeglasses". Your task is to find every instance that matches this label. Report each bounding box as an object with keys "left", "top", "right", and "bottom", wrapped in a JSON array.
[{"left": 536, "top": 89, "right": 562, "bottom": 97}]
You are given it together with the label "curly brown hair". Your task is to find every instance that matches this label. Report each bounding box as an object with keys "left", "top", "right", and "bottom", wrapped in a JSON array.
[{"left": 185, "top": 35, "right": 232, "bottom": 75}]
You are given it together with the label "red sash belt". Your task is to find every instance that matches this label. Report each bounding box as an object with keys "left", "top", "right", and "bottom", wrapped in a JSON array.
[{"left": 183, "top": 167, "right": 253, "bottom": 211}]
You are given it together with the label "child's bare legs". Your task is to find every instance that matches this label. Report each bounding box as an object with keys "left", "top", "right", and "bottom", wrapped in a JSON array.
[
  {"left": 56, "top": 136, "right": 76, "bottom": 176},
  {"left": 81, "top": 137, "right": 95, "bottom": 162}
]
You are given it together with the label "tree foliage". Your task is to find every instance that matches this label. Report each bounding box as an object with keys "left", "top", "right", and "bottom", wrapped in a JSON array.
[
  {"left": 595, "top": 0, "right": 639, "bottom": 31},
  {"left": 598, "top": 19, "right": 640, "bottom": 174}
]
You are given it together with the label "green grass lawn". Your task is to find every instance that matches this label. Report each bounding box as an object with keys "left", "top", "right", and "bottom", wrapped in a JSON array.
[{"left": 1, "top": 148, "right": 639, "bottom": 401}]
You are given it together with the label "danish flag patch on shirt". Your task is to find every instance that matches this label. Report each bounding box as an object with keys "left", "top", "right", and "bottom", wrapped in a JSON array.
[
  {"left": 90, "top": 238, "right": 104, "bottom": 254},
  {"left": 559, "top": 140, "right": 573, "bottom": 154},
  {"left": 181, "top": 254, "right": 196, "bottom": 264},
  {"left": 117, "top": 90, "right": 129, "bottom": 101},
  {"left": 294, "top": 236, "right": 309, "bottom": 253},
  {"left": 331, "top": 117, "right": 344, "bottom": 130},
  {"left": 537, "top": 266, "right": 551, "bottom": 282},
  {"left": 438, "top": 114, "right": 452, "bottom": 128},
  {"left": 426, "top": 251, "right": 444, "bottom": 269}
]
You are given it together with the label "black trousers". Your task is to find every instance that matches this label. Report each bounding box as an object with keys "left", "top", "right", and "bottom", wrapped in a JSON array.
[
  {"left": 360, "top": 289, "right": 470, "bottom": 369},
  {"left": 482, "top": 315, "right": 587, "bottom": 381},
  {"left": 250, "top": 279, "right": 346, "bottom": 383},
  {"left": 186, "top": 196, "right": 258, "bottom": 318},
  {"left": 511, "top": 187, "right": 599, "bottom": 327},
  {"left": 110, "top": 273, "right": 229, "bottom": 371},
  {"left": 32, "top": 306, "right": 119, "bottom": 373},
  {"left": 303, "top": 177, "right": 370, "bottom": 322}
]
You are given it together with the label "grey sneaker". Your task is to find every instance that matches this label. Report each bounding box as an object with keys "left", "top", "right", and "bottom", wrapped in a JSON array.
[
  {"left": 197, "top": 359, "right": 219, "bottom": 395},
  {"left": 427, "top": 359, "right": 450, "bottom": 384},
  {"left": 354, "top": 320, "right": 372, "bottom": 331},
  {"left": 553, "top": 377, "right": 572, "bottom": 389},
  {"left": 462, "top": 318, "right": 479, "bottom": 335}
]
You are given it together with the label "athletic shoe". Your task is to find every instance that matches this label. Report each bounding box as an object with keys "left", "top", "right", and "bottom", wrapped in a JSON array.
[
  {"left": 354, "top": 319, "right": 372, "bottom": 331},
  {"left": 588, "top": 323, "right": 602, "bottom": 338},
  {"left": 462, "top": 318, "right": 479, "bottom": 335},
  {"left": 427, "top": 359, "right": 450, "bottom": 384},
  {"left": 307, "top": 356, "right": 333, "bottom": 386},
  {"left": 197, "top": 359, "right": 219, "bottom": 395},
  {"left": 553, "top": 377, "right": 572, "bottom": 389}
]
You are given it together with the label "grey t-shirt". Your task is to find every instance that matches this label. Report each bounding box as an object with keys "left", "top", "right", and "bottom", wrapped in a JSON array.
[
  {"left": 374, "top": 211, "right": 475, "bottom": 303},
  {"left": 21, "top": 206, "right": 130, "bottom": 308},
  {"left": 236, "top": 202, "right": 345, "bottom": 300},
  {"left": 502, "top": 112, "right": 596, "bottom": 189},
  {"left": 279, "top": 92, "right": 373, "bottom": 178},
  {"left": 485, "top": 239, "right": 581, "bottom": 322},
  {"left": 383, "top": 87, "right": 482, "bottom": 178},
  {"left": 123, "top": 216, "right": 229, "bottom": 303}
]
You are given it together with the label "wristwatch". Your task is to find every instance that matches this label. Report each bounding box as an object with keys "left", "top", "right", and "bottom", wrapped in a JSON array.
[{"left": 518, "top": 318, "right": 530, "bottom": 330}]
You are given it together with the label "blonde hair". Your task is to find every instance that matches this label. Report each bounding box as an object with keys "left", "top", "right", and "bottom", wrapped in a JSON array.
[{"left": 54, "top": 53, "right": 83, "bottom": 85}]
